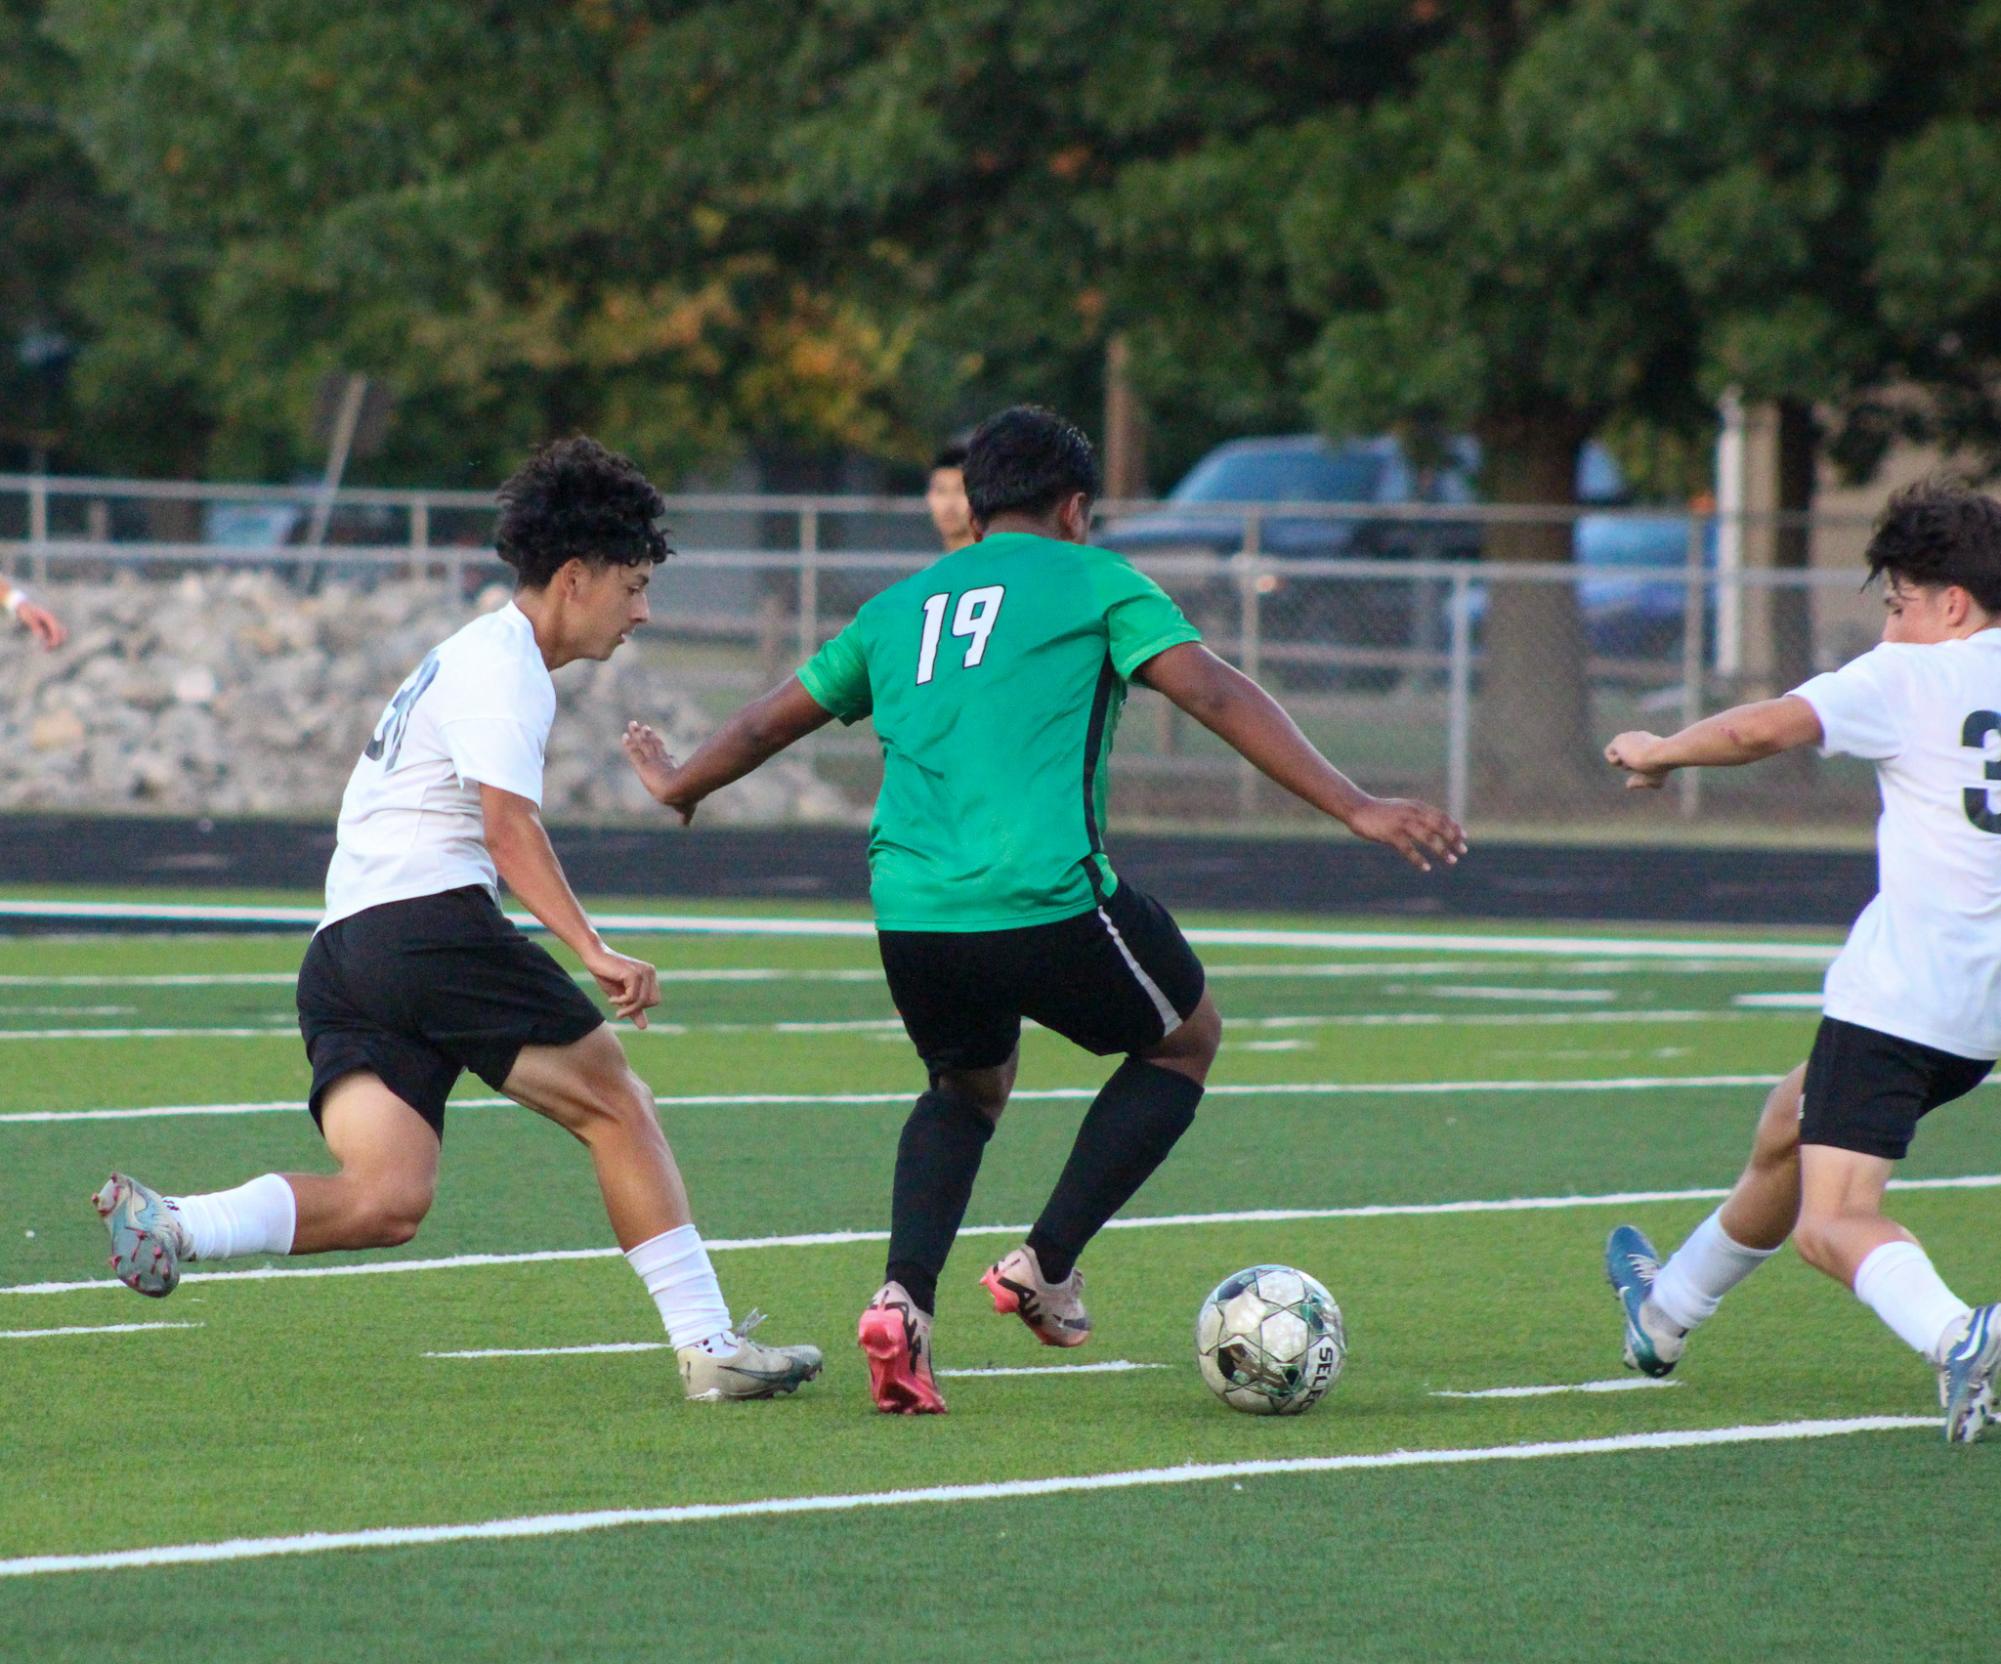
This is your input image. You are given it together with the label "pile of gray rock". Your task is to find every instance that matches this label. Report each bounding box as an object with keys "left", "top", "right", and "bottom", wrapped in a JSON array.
[{"left": 0, "top": 572, "right": 853, "bottom": 821}]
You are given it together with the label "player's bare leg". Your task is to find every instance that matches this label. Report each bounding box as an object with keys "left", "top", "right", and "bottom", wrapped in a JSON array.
[
  {"left": 989, "top": 991, "right": 1223, "bottom": 1344},
  {"left": 1606, "top": 1066, "right": 1800, "bottom": 1375},
  {"left": 504, "top": 1024, "right": 821, "bottom": 1401},
  {"left": 95, "top": 1073, "right": 433, "bottom": 1294},
  {"left": 1793, "top": 1142, "right": 1995, "bottom": 1437}
]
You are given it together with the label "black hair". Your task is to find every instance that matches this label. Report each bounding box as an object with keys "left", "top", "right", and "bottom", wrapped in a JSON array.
[
  {"left": 961, "top": 405, "right": 1101, "bottom": 524},
  {"left": 1865, "top": 477, "right": 2001, "bottom": 613},
  {"left": 494, "top": 436, "right": 673, "bottom": 589},
  {"left": 931, "top": 440, "right": 969, "bottom": 472}
]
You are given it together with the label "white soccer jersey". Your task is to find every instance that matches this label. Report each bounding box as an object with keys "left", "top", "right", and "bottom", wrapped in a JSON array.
[
  {"left": 322, "top": 602, "right": 555, "bottom": 929},
  {"left": 1792, "top": 629, "right": 2001, "bottom": 1059}
]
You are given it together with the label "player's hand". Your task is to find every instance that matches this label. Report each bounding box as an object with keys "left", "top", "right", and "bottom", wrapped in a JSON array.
[
  {"left": 622, "top": 721, "right": 697, "bottom": 825},
  {"left": 1348, "top": 796, "right": 1467, "bottom": 873},
  {"left": 583, "top": 942, "right": 661, "bottom": 1029},
  {"left": 1605, "top": 730, "right": 1670, "bottom": 790},
  {"left": 15, "top": 602, "right": 65, "bottom": 651}
]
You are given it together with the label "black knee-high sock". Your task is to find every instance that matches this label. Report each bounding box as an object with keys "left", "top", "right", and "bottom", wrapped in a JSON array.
[
  {"left": 1026, "top": 1059, "right": 1202, "bottom": 1283},
  {"left": 884, "top": 1087, "right": 995, "bottom": 1314}
]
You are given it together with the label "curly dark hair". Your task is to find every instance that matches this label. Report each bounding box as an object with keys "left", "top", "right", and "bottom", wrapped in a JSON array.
[
  {"left": 962, "top": 405, "right": 1101, "bottom": 524},
  {"left": 494, "top": 437, "right": 673, "bottom": 589},
  {"left": 1866, "top": 477, "right": 2001, "bottom": 613}
]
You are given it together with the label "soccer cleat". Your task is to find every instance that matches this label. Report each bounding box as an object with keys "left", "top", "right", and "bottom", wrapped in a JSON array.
[
  {"left": 1941, "top": 1303, "right": 2001, "bottom": 1444},
  {"left": 856, "top": 1281, "right": 946, "bottom": 1415},
  {"left": 93, "top": 1172, "right": 190, "bottom": 1298},
  {"left": 1604, "top": 1225, "right": 1685, "bottom": 1378},
  {"left": 678, "top": 1311, "right": 823, "bottom": 1403},
  {"left": 981, "top": 1244, "right": 1091, "bottom": 1348}
]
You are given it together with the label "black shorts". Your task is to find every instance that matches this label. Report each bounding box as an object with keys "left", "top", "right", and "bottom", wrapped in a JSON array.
[
  {"left": 877, "top": 879, "right": 1206, "bottom": 1076},
  {"left": 296, "top": 886, "right": 605, "bottom": 1138},
  {"left": 1799, "top": 1016, "right": 1994, "bottom": 1162}
]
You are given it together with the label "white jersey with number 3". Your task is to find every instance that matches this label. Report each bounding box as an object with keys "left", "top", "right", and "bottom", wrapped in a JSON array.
[
  {"left": 1792, "top": 630, "right": 2001, "bottom": 1060},
  {"left": 321, "top": 602, "right": 554, "bottom": 930}
]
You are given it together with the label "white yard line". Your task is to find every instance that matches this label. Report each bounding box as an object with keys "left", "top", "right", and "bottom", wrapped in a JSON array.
[
  {"left": 0, "top": 1070, "right": 1805, "bottom": 1125},
  {"left": 935, "top": 1361, "right": 1169, "bottom": 1379},
  {"left": 1432, "top": 1378, "right": 1681, "bottom": 1400},
  {"left": 0, "top": 1321, "right": 202, "bottom": 1340},
  {"left": 10, "top": 1174, "right": 1997, "bottom": 1299},
  {"left": 0, "top": 1416, "right": 1928, "bottom": 1580},
  {"left": 1431, "top": 986, "right": 1614, "bottom": 1003},
  {"left": 0, "top": 899, "right": 1845, "bottom": 963},
  {"left": 1733, "top": 993, "right": 1825, "bottom": 1009},
  {"left": 426, "top": 1342, "right": 671, "bottom": 1360},
  {"left": 0, "top": 1008, "right": 1794, "bottom": 1044}
]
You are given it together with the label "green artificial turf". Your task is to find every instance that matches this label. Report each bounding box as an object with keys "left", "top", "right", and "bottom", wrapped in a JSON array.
[{"left": 0, "top": 908, "right": 1991, "bottom": 1661}]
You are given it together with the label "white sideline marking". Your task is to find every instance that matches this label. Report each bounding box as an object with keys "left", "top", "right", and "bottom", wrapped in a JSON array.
[
  {"left": 10, "top": 1174, "right": 1998, "bottom": 1299},
  {"left": 1733, "top": 992, "right": 1825, "bottom": 1009},
  {"left": 1432, "top": 1378, "right": 1681, "bottom": 1400},
  {"left": 0, "top": 1069, "right": 1832, "bottom": 1126},
  {"left": 1432, "top": 986, "right": 1613, "bottom": 1003},
  {"left": 0, "top": 1322, "right": 202, "bottom": 1340},
  {"left": 936, "top": 1361, "right": 1169, "bottom": 1379},
  {"left": 0, "top": 1417, "right": 1930, "bottom": 1579},
  {"left": 0, "top": 1007, "right": 1792, "bottom": 1045},
  {"left": 0, "top": 898, "right": 1844, "bottom": 963},
  {"left": 428, "top": 1342, "right": 670, "bottom": 1360},
  {"left": 421, "top": 1345, "right": 1165, "bottom": 1378}
]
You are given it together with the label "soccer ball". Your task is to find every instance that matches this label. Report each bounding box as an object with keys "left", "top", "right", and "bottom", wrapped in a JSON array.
[{"left": 1195, "top": 1264, "right": 1346, "bottom": 1415}]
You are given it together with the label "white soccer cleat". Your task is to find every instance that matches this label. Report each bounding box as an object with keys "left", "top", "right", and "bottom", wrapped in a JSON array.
[
  {"left": 981, "top": 1244, "right": 1091, "bottom": 1348},
  {"left": 678, "top": 1311, "right": 823, "bottom": 1403}
]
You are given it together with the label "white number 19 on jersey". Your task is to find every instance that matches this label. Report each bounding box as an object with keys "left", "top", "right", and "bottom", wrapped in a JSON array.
[{"left": 916, "top": 585, "right": 1006, "bottom": 685}]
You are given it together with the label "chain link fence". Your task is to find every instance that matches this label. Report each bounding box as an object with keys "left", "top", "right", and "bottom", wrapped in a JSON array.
[{"left": 0, "top": 472, "right": 1891, "bottom": 839}]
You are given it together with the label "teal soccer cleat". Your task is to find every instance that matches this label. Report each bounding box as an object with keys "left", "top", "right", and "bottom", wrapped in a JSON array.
[
  {"left": 1605, "top": 1225, "right": 1685, "bottom": 1378},
  {"left": 1942, "top": 1303, "right": 2001, "bottom": 1444},
  {"left": 92, "top": 1172, "right": 191, "bottom": 1298}
]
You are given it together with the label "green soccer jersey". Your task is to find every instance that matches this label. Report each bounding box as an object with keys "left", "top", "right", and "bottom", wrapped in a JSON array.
[{"left": 796, "top": 532, "right": 1201, "bottom": 931}]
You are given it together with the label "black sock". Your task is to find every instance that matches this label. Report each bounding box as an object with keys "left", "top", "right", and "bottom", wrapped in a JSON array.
[
  {"left": 1026, "top": 1059, "right": 1203, "bottom": 1283},
  {"left": 883, "top": 1086, "right": 995, "bottom": 1314}
]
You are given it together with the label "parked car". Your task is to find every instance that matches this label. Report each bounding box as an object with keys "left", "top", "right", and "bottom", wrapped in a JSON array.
[{"left": 1100, "top": 433, "right": 1712, "bottom": 676}]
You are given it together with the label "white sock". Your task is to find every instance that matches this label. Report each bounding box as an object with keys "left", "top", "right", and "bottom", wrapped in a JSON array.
[
  {"left": 625, "top": 1224, "right": 734, "bottom": 1351},
  {"left": 1853, "top": 1240, "right": 1971, "bottom": 1362},
  {"left": 1649, "top": 1209, "right": 1779, "bottom": 1332},
  {"left": 169, "top": 1175, "right": 297, "bottom": 1261}
]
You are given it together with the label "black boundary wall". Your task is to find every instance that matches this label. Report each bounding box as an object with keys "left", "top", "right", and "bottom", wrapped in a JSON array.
[{"left": 0, "top": 815, "right": 1873, "bottom": 930}]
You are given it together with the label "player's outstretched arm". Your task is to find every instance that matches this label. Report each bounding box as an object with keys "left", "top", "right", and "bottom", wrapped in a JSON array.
[
  {"left": 1137, "top": 642, "right": 1466, "bottom": 873},
  {"left": 622, "top": 677, "right": 835, "bottom": 825},
  {"left": 481, "top": 784, "right": 659, "bottom": 1027},
  {"left": 0, "top": 579, "right": 65, "bottom": 651},
  {"left": 1605, "top": 695, "right": 1824, "bottom": 790}
]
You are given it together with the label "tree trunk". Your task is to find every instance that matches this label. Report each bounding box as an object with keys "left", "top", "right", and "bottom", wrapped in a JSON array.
[
  {"left": 1770, "top": 397, "right": 1817, "bottom": 691},
  {"left": 1476, "top": 415, "right": 1593, "bottom": 811}
]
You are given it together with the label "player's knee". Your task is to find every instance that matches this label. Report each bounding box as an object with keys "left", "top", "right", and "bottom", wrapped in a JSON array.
[
  {"left": 1751, "top": 1089, "right": 1802, "bottom": 1167},
  {"left": 354, "top": 1181, "right": 432, "bottom": 1247},
  {"left": 1791, "top": 1214, "right": 1844, "bottom": 1274}
]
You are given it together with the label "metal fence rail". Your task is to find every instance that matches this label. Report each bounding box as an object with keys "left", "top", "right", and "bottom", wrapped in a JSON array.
[{"left": 0, "top": 472, "right": 1896, "bottom": 837}]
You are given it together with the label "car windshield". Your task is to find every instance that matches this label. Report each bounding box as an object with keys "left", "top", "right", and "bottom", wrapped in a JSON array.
[{"left": 1171, "top": 447, "right": 1382, "bottom": 506}]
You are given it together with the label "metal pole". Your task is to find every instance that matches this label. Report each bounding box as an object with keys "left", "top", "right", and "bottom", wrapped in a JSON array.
[
  {"left": 1678, "top": 513, "right": 1707, "bottom": 819},
  {"left": 797, "top": 505, "right": 820, "bottom": 663},
  {"left": 1236, "top": 512, "right": 1263, "bottom": 816},
  {"left": 1446, "top": 568, "right": 1472, "bottom": 826},
  {"left": 410, "top": 496, "right": 430, "bottom": 584},
  {"left": 305, "top": 373, "right": 368, "bottom": 549},
  {"left": 27, "top": 474, "right": 48, "bottom": 586}
]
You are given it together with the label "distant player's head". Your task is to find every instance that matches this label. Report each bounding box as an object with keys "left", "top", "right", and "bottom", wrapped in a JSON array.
[
  {"left": 927, "top": 439, "right": 973, "bottom": 551},
  {"left": 1865, "top": 478, "right": 2001, "bottom": 645},
  {"left": 962, "top": 406, "right": 1101, "bottom": 544},
  {"left": 496, "top": 437, "right": 672, "bottom": 662}
]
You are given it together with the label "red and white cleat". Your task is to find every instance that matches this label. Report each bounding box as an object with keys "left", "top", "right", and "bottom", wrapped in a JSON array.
[
  {"left": 857, "top": 1281, "right": 946, "bottom": 1415},
  {"left": 981, "top": 1245, "right": 1091, "bottom": 1348}
]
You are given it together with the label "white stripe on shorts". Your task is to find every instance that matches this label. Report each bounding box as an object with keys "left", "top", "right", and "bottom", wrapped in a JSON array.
[{"left": 1096, "top": 904, "right": 1182, "bottom": 1037}]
